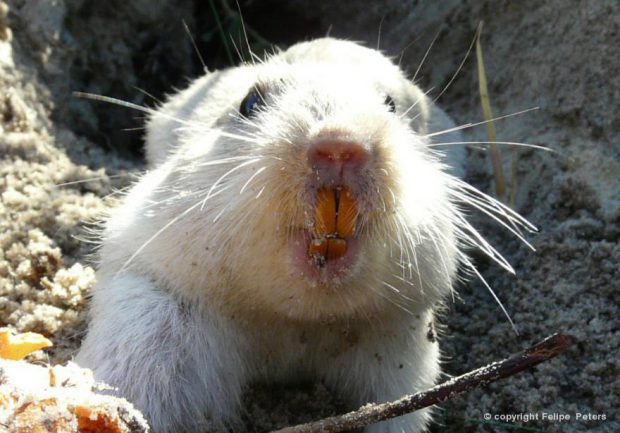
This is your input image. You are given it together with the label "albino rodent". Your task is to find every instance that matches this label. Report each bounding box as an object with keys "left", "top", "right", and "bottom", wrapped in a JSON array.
[{"left": 77, "top": 38, "right": 525, "bottom": 433}]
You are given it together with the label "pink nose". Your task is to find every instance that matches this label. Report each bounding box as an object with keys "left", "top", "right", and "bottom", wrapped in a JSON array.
[{"left": 307, "top": 141, "right": 369, "bottom": 183}]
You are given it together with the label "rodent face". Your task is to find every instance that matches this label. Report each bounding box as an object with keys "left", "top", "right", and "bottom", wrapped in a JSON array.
[{"left": 146, "top": 39, "right": 458, "bottom": 322}]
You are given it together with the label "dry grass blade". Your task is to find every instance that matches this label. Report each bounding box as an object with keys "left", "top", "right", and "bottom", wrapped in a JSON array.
[
  {"left": 271, "top": 332, "right": 572, "bottom": 433},
  {"left": 476, "top": 22, "right": 506, "bottom": 200}
]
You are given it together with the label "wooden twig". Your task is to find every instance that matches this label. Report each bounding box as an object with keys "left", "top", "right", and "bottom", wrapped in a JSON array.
[{"left": 271, "top": 332, "right": 571, "bottom": 433}]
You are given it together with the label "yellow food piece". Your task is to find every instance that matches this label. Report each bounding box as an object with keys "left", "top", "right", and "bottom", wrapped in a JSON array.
[{"left": 0, "top": 329, "right": 53, "bottom": 360}]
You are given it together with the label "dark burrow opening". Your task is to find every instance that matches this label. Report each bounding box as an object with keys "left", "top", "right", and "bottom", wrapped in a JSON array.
[{"left": 62, "top": 0, "right": 325, "bottom": 161}]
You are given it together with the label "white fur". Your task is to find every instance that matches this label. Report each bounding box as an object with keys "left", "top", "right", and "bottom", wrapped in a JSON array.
[{"left": 77, "top": 38, "right": 469, "bottom": 433}]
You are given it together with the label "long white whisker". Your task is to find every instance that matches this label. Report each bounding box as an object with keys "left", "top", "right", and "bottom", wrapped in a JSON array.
[
  {"left": 55, "top": 173, "right": 132, "bottom": 187},
  {"left": 73, "top": 92, "right": 258, "bottom": 144},
  {"left": 429, "top": 140, "right": 553, "bottom": 153},
  {"left": 133, "top": 86, "right": 163, "bottom": 104},
  {"left": 73, "top": 92, "right": 179, "bottom": 119},
  {"left": 452, "top": 186, "right": 528, "bottom": 234},
  {"left": 400, "top": 86, "right": 435, "bottom": 119},
  {"left": 213, "top": 203, "right": 231, "bottom": 223},
  {"left": 412, "top": 29, "right": 440, "bottom": 83},
  {"left": 452, "top": 191, "right": 535, "bottom": 251},
  {"left": 116, "top": 198, "right": 206, "bottom": 277},
  {"left": 452, "top": 178, "right": 537, "bottom": 232},
  {"left": 228, "top": 35, "right": 245, "bottom": 65},
  {"left": 425, "top": 107, "right": 540, "bottom": 138},
  {"left": 200, "top": 158, "right": 261, "bottom": 210},
  {"left": 239, "top": 166, "right": 267, "bottom": 194},
  {"left": 462, "top": 256, "right": 519, "bottom": 335},
  {"left": 453, "top": 215, "right": 515, "bottom": 274},
  {"left": 432, "top": 24, "right": 479, "bottom": 103},
  {"left": 394, "top": 214, "right": 416, "bottom": 279},
  {"left": 367, "top": 283, "right": 414, "bottom": 316},
  {"left": 234, "top": 0, "right": 255, "bottom": 65},
  {"left": 191, "top": 155, "right": 263, "bottom": 169},
  {"left": 182, "top": 20, "right": 207, "bottom": 71},
  {"left": 381, "top": 281, "right": 416, "bottom": 303},
  {"left": 452, "top": 188, "right": 524, "bottom": 233}
]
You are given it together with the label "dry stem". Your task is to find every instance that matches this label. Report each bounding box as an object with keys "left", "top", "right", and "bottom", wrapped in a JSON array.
[
  {"left": 476, "top": 22, "right": 507, "bottom": 200},
  {"left": 271, "top": 332, "right": 571, "bottom": 433}
]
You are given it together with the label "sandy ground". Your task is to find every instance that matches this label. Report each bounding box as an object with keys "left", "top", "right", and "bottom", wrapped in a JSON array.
[{"left": 0, "top": 0, "right": 618, "bottom": 432}]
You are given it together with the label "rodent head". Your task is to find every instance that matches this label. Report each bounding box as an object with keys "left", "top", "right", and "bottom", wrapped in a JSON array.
[{"left": 144, "top": 38, "right": 460, "bottom": 322}]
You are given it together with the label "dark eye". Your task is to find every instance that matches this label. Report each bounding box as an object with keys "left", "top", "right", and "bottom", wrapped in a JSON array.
[
  {"left": 240, "top": 87, "right": 265, "bottom": 118},
  {"left": 384, "top": 95, "right": 396, "bottom": 113}
]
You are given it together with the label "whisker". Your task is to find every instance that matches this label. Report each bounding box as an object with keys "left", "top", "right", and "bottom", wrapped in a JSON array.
[
  {"left": 191, "top": 155, "right": 263, "bottom": 169},
  {"left": 429, "top": 140, "right": 553, "bottom": 153},
  {"left": 199, "top": 158, "right": 261, "bottom": 210},
  {"left": 452, "top": 178, "right": 537, "bottom": 232},
  {"left": 452, "top": 191, "right": 535, "bottom": 251},
  {"left": 116, "top": 197, "right": 206, "bottom": 277},
  {"left": 366, "top": 282, "right": 415, "bottom": 317},
  {"left": 462, "top": 256, "right": 519, "bottom": 335},
  {"left": 133, "top": 86, "right": 163, "bottom": 104},
  {"left": 229, "top": 35, "right": 246, "bottom": 65},
  {"left": 451, "top": 188, "right": 524, "bottom": 234},
  {"left": 55, "top": 173, "right": 132, "bottom": 187},
  {"left": 400, "top": 86, "right": 435, "bottom": 120},
  {"left": 452, "top": 214, "right": 516, "bottom": 274},
  {"left": 122, "top": 126, "right": 148, "bottom": 132},
  {"left": 239, "top": 166, "right": 267, "bottom": 194},
  {"left": 212, "top": 202, "right": 231, "bottom": 223},
  {"left": 381, "top": 280, "right": 416, "bottom": 304},
  {"left": 397, "top": 31, "right": 426, "bottom": 68},
  {"left": 452, "top": 187, "right": 527, "bottom": 235},
  {"left": 182, "top": 19, "right": 207, "bottom": 71},
  {"left": 412, "top": 29, "right": 441, "bottom": 83},
  {"left": 393, "top": 215, "right": 414, "bottom": 278},
  {"left": 74, "top": 92, "right": 165, "bottom": 116},
  {"left": 425, "top": 107, "right": 540, "bottom": 138},
  {"left": 234, "top": 0, "right": 262, "bottom": 65},
  {"left": 376, "top": 15, "right": 385, "bottom": 50},
  {"left": 73, "top": 92, "right": 259, "bottom": 144},
  {"left": 432, "top": 23, "right": 480, "bottom": 103}
]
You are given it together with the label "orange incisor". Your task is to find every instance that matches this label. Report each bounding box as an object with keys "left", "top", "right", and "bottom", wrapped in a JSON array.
[{"left": 308, "top": 186, "right": 358, "bottom": 264}]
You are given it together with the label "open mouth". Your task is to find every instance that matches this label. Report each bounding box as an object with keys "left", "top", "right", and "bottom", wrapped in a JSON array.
[
  {"left": 308, "top": 186, "right": 358, "bottom": 267},
  {"left": 289, "top": 186, "right": 361, "bottom": 283}
]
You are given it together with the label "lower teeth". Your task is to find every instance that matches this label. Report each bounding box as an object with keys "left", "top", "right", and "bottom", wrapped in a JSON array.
[{"left": 308, "top": 237, "right": 348, "bottom": 265}]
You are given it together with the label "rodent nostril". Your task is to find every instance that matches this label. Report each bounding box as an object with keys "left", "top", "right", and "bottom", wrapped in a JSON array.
[{"left": 308, "top": 141, "right": 369, "bottom": 170}]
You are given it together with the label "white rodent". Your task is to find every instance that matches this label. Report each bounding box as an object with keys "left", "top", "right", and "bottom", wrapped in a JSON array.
[{"left": 76, "top": 38, "right": 520, "bottom": 433}]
